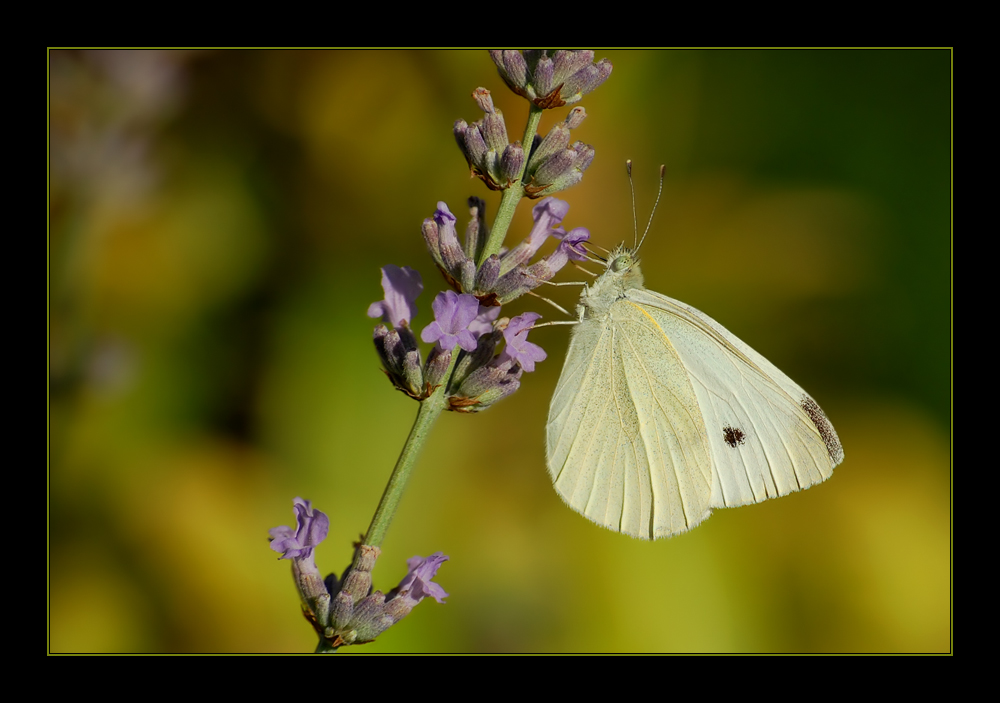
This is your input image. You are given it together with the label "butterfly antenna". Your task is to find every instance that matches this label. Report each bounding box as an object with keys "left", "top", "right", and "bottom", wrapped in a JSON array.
[
  {"left": 627, "top": 159, "right": 639, "bottom": 250},
  {"left": 636, "top": 164, "right": 666, "bottom": 253}
]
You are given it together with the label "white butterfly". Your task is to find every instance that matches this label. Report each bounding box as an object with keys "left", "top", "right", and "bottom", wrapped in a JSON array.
[{"left": 545, "top": 242, "right": 844, "bottom": 540}]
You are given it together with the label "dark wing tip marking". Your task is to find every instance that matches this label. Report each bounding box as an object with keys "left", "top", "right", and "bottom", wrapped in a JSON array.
[
  {"left": 722, "top": 425, "right": 746, "bottom": 448},
  {"left": 800, "top": 396, "right": 844, "bottom": 464}
]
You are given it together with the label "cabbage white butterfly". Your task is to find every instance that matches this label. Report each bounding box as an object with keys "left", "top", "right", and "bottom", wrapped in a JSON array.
[{"left": 545, "top": 166, "right": 843, "bottom": 539}]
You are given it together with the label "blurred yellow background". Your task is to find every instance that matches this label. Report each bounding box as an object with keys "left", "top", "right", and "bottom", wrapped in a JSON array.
[{"left": 49, "top": 49, "right": 951, "bottom": 653}]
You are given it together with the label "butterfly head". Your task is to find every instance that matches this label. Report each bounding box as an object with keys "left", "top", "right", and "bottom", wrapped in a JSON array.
[
  {"left": 588, "top": 243, "right": 644, "bottom": 296},
  {"left": 609, "top": 246, "right": 638, "bottom": 274}
]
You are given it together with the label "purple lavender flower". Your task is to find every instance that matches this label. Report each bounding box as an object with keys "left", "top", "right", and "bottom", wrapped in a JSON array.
[
  {"left": 269, "top": 497, "right": 329, "bottom": 560},
  {"left": 396, "top": 552, "right": 450, "bottom": 604},
  {"left": 367, "top": 265, "right": 423, "bottom": 328},
  {"left": 541, "top": 227, "right": 592, "bottom": 273},
  {"left": 421, "top": 291, "right": 480, "bottom": 352},
  {"left": 555, "top": 227, "right": 591, "bottom": 261},
  {"left": 269, "top": 497, "right": 331, "bottom": 609},
  {"left": 498, "top": 313, "right": 547, "bottom": 372},
  {"left": 499, "top": 197, "right": 570, "bottom": 273}
]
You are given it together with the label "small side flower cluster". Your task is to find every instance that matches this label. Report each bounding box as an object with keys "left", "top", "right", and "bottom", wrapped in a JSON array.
[
  {"left": 454, "top": 88, "right": 524, "bottom": 192},
  {"left": 456, "top": 91, "right": 593, "bottom": 199},
  {"left": 372, "top": 196, "right": 589, "bottom": 411},
  {"left": 522, "top": 107, "right": 593, "bottom": 198},
  {"left": 490, "top": 49, "right": 612, "bottom": 109},
  {"left": 269, "top": 498, "right": 448, "bottom": 650}
]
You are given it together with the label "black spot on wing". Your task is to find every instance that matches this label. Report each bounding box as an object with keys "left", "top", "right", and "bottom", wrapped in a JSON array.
[{"left": 722, "top": 425, "right": 746, "bottom": 448}]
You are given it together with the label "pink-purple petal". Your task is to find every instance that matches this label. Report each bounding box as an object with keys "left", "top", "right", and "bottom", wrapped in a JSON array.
[
  {"left": 422, "top": 291, "right": 481, "bottom": 351},
  {"left": 368, "top": 265, "right": 423, "bottom": 328},
  {"left": 397, "top": 552, "right": 450, "bottom": 604},
  {"left": 269, "top": 497, "right": 329, "bottom": 560},
  {"left": 500, "top": 312, "right": 547, "bottom": 372}
]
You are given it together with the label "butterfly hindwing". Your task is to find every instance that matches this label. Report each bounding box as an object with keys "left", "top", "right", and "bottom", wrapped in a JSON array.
[{"left": 547, "top": 298, "right": 714, "bottom": 539}]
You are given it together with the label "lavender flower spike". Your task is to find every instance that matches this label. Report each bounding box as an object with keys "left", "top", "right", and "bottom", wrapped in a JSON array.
[
  {"left": 367, "top": 265, "right": 423, "bottom": 328},
  {"left": 421, "top": 290, "right": 480, "bottom": 352},
  {"left": 499, "top": 312, "right": 547, "bottom": 372}
]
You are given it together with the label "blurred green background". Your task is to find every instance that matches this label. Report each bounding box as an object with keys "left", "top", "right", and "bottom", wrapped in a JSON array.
[{"left": 49, "top": 49, "right": 951, "bottom": 653}]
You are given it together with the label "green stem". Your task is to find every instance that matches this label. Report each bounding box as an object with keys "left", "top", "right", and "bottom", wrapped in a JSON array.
[
  {"left": 476, "top": 104, "right": 544, "bottom": 267},
  {"left": 361, "top": 351, "right": 458, "bottom": 550}
]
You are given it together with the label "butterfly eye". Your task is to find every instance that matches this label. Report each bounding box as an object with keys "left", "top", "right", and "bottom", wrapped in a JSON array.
[{"left": 611, "top": 254, "right": 632, "bottom": 272}]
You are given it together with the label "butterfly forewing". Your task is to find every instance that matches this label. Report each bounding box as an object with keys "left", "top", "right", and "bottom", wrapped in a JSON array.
[{"left": 628, "top": 289, "right": 841, "bottom": 508}]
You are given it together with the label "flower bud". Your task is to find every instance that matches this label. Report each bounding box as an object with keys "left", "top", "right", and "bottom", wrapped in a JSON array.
[
  {"left": 423, "top": 345, "right": 453, "bottom": 390},
  {"left": 499, "top": 142, "right": 525, "bottom": 186},
  {"left": 340, "top": 548, "right": 377, "bottom": 602},
  {"left": 330, "top": 590, "right": 354, "bottom": 629},
  {"left": 450, "top": 328, "right": 501, "bottom": 389},
  {"left": 475, "top": 254, "right": 500, "bottom": 291},
  {"left": 402, "top": 350, "right": 423, "bottom": 396},
  {"left": 450, "top": 359, "right": 522, "bottom": 413},
  {"left": 525, "top": 142, "right": 594, "bottom": 198},
  {"left": 464, "top": 197, "right": 487, "bottom": 260},
  {"left": 482, "top": 110, "right": 508, "bottom": 154}
]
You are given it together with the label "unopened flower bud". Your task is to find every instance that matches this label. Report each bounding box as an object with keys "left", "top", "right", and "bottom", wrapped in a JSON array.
[
  {"left": 451, "top": 328, "right": 501, "bottom": 388},
  {"left": 459, "top": 259, "right": 476, "bottom": 293},
  {"left": 475, "top": 254, "right": 500, "bottom": 291},
  {"left": 482, "top": 109, "right": 508, "bottom": 154},
  {"left": 373, "top": 324, "right": 393, "bottom": 371},
  {"left": 565, "top": 106, "right": 587, "bottom": 129},
  {"left": 424, "top": 345, "right": 453, "bottom": 390},
  {"left": 526, "top": 142, "right": 594, "bottom": 198},
  {"left": 472, "top": 86, "right": 495, "bottom": 113},
  {"left": 381, "top": 328, "right": 405, "bottom": 373},
  {"left": 464, "top": 197, "right": 487, "bottom": 260},
  {"left": 527, "top": 123, "right": 571, "bottom": 174},
  {"left": 402, "top": 350, "right": 423, "bottom": 395},
  {"left": 451, "top": 360, "right": 522, "bottom": 412},
  {"left": 463, "top": 121, "right": 488, "bottom": 167},
  {"left": 342, "top": 547, "right": 375, "bottom": 600},
  {"left": 499, "top": 142, "right": 524, "bottom": 185},
  {"left": 533, "top": 147, "right": 575, "bottom": 187},
  {"left": 330, "top": 590, "right": 354, "bottom": 629}
]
